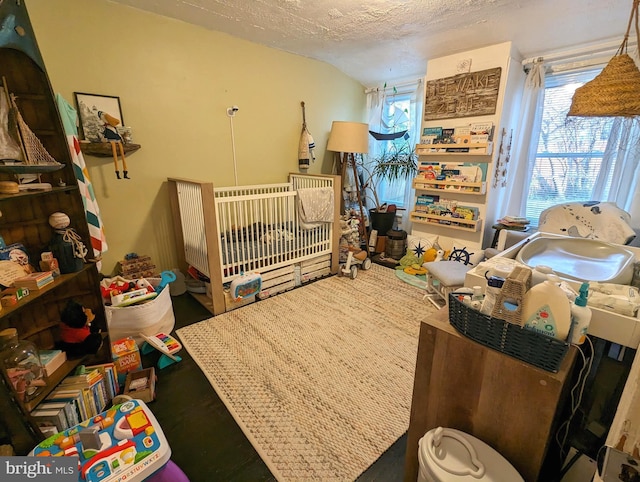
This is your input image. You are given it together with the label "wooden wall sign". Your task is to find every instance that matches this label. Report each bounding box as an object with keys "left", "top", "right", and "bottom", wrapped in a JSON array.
[{"left": 424, "top": 67, "right": 502, "bottom": 121}]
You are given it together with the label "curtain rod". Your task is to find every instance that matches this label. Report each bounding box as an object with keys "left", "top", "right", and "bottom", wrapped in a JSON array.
[
  {"left": 364, "top": 78, "right": 422, "bottom": 94},
  {"left": 521, "top": 38, "right": 638, "bottom": 68}
]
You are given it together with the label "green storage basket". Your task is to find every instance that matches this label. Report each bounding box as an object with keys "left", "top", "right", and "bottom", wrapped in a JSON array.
[{"left": 448, "top": 294, "right": 569, "bottom": 372}]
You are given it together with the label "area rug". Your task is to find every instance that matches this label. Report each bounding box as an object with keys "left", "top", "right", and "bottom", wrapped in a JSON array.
[{"left": 176, "top": 264, "right": 435, "bottom": 481}]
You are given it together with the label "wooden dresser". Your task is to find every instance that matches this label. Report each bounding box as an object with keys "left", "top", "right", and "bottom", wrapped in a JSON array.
[{"left": 404, "top": 309, "right": 577, "bottom": 482}]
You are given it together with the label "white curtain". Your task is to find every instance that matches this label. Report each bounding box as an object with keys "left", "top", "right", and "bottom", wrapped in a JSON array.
[
  {"left": 502, "top": 60, "right": 546, "bottom": 217},
  {"left": 365, "top": 80, "right": 423, "bottom": 231},
  {"left": 594, "top": 116, "right": 640, "bottom": 227}
]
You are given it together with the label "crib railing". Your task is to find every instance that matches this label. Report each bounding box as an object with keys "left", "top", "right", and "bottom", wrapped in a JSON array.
[{"left": 169, "top": 174, "right": 337, "bottom": 286}]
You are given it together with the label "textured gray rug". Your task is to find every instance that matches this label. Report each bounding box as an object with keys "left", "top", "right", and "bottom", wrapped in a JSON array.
[{"left": 177, "top": 264, "right": 434, "bottom": 481}]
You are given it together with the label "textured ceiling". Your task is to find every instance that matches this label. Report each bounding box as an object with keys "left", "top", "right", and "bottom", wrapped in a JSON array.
[{"left": 109, "top": 0, "right": 631, "bottom": 86}]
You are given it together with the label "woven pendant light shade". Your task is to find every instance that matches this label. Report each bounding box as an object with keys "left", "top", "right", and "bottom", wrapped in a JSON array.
[
  {"left": 568, "top": 54, "right": 640, "bottom": 117},
  {"left": 568, "top": 0, "right": 640, "bottom": 117}
]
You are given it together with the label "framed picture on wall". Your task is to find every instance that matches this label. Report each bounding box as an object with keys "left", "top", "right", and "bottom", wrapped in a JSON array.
[{"left": 74, "top": 92, "right": 124, "bottom": 142}]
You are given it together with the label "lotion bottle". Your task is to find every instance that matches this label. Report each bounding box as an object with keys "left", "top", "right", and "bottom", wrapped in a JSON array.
[
  {"left": 569, "top": 283, "right": 592, "bottom": 345},
  {"left": 522, "top": 279, "right": 572, "bottom": 340}
]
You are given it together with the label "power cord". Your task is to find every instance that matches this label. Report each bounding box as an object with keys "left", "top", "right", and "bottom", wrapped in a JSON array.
[{"left": 555, "top": 335, "right": 595, "bottom": 462}]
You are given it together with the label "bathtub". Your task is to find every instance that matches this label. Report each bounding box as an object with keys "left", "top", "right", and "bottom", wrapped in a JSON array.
[
  {"left": 464, "top": 232, "right": 640, "bottom": 347},
  {"left": 515, "top": 236, "right": 636, "bottom": 285}
]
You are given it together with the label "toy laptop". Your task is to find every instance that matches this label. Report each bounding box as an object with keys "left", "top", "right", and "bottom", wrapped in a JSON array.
[
  {"left": 30, "top": 399, "right": 170, "bottom": 482},
  {"left": 229, "top": 272, "right": 262, "bottom": 301}
]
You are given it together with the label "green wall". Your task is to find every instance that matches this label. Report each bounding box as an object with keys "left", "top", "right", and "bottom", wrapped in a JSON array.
[{"left": 26, "top": 0, "right": 365, "bottom": 273}]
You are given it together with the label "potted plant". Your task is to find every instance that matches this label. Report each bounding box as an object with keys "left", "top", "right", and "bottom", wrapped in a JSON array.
[{"left": 359, "top": 138, "right": 418, "bottom": 234}]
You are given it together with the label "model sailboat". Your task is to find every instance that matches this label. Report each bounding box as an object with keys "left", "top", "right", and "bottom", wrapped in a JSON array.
[
  {"left": 0, "top": 77, "right": 62, "bottom": 174},
  {"left": 368, "top": 90, "right": 410, "bottom": 141}
]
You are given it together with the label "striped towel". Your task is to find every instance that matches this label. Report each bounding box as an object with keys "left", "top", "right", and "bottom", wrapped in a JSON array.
[{"left": 56, "top": 94, "right": 108, "bottom": 267}]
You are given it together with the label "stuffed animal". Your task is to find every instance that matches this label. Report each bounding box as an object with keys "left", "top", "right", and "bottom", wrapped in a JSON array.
[{"left": 59, "top": 300, "right": 103, "bottom": 357}]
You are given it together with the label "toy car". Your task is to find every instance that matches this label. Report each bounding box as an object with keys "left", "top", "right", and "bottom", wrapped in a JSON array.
[{"left": 339, "top": 250, "right": 372, "bottom": 279}]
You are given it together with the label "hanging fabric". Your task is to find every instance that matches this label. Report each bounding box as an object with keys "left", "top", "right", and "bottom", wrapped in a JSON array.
[
  {"left": 368, "top": 85, "right": 409, "bottom": 140},
  {"left": 55, "top": 94, "right": 108, "bottom": 268},
  {"left": 298, "top": 101, "right": 315, "bottom": 170}
]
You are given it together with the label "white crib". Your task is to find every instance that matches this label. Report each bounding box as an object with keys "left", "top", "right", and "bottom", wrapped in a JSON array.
[{"left": 168, "top": 173, "right": 341, "bottom": 314}]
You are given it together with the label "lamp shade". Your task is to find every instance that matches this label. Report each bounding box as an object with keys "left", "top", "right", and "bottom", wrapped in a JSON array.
[
  {"left": 326, "top": 121, "right": 369, "bottom": 154},
  {"left": 568, "top": 53, "right": 640, "bottom": 117},
  {"left": 568, "top": 0, "right": 640, "bottom": 117}
]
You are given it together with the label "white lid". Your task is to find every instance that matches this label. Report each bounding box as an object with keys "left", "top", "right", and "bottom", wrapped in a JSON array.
[{"left": 419, "top": 427, "right": 524, "bottom": 481}]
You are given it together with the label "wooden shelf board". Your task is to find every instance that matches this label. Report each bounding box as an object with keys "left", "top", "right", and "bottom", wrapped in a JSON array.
[
  {"left": 20, "top": 321, "right": 59, "bottom": 340},
  {"left": 80, "top": 142, "right": 141, "bottom": 158},
  {"left": 417, "top": 142, "right": 492, "bottom": 149},
  {"left": 414, "top": 186, "right": 486, "bottom": 196},
  {"left": 410, "top": 212, "right": 482, "bottom": 232},
  {"left": 0, "top": 185, "right": 77, "bottom": 202},
  {"left": 0, "top": 264, "right": 95, "bottom": 320},
  {"left": 416, "top": 142, "right": 493, "bottom": 156},
  {"left": 23, "top": 358, "right": 84, "bottom": 412},
  {"left": 413, "top": 179, "right": 486, "bottom": 195}
]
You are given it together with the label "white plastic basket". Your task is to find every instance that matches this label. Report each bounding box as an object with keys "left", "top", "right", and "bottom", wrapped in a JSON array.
[{"left": 105, "top": 279, "right": 175, "bottom": 346}]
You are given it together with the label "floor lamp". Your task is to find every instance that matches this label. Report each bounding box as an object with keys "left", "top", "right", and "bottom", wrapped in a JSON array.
[{"left": 326, "top": 121, "right": 369, "bottom": 244}]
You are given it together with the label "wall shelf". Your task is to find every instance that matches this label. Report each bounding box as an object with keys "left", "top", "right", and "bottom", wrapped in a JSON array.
[
  {"left": 410, "top": 211, "right": 482, "bottom": 232},
  {"left": 0, "top": 264, "right": 96, "bottom": 320},
  {"left": 0, "top": 185, "right": 77, "bottom": 202},
  {"left": 416, "top": 142, "right": 493, "bottom": 157},
  {"left": 79, "top": 142, "right": 141, "bottom": 158},
  {"left": 0, "top": 3, "right": 112, "bottom": 452},
  {"left": 413, "top": 179, "right": 486, "bottom": 195}
]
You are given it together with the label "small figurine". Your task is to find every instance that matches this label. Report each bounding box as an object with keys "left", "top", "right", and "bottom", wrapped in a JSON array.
[
  {"left": 59, "top": 299, "right": 103, "bottom": 357},
  {"left": 49, "top": 212, "right": 88, "bottom": 274}
]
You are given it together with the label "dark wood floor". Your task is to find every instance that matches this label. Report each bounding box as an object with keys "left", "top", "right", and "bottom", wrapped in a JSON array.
[{"left": 143, "top": 292, "right": 406, "bottom": 482}]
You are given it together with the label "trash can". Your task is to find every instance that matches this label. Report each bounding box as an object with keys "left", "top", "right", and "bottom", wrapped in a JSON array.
[
  {"left": 385, "top": 229, "right": 407, "bottom": 260},
  {"left": 418, "top": 427, "right": 523, "bottom": 481}
]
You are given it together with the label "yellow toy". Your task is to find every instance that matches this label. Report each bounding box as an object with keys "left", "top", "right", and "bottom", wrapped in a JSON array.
[
  {"left": 423, "top": 247, "right": 438, "bottom": 262},
  {"left": 404, "top": 264, "right": 427, "bottom": 276}
]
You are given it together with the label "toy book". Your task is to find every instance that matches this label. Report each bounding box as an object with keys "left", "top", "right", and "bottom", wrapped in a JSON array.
[
  {"left": 421, "top": 126, "right": 442, "bottom": 144},
  {"left": 111, "top": 337, "right": 142, "bottom": 386},
  {"left": 59, "top": 368, "right": 107, "bottom": 417},
  {"left": 46, "top": 388, "right": 88, "bottom": 423},
  {"left": 38, "top": 349, "right": 67, "bottom": 377},
  {"left": 31, "top": 405, "right": 69, "bottom": 433},
  {"left": 39, "top": 400, "right": 79, "bottom": 428},
  {"left": 85, "top": 362, "right": 120, "bottom": 400}
]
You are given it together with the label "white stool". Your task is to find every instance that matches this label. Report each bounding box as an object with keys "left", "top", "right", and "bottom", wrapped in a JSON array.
[{"left": 422, "top": 260, "right": 472, "bottom": 309}]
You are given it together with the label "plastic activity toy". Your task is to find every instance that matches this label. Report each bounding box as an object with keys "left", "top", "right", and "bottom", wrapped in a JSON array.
[
  {"left": 229, "top": 272, "right": 262, "bottom": 300},
  {"left": 30, "top": 399, "right": 170, "bottom": 482},
  {"left": 140, "top": 332, "right": 182, "bottom": 369}
]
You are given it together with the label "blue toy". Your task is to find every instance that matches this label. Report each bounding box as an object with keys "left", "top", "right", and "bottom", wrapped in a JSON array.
[
  {"left": 229, "top": 272, "right": 262, "bottom": 301},
  {"left": 155, "top": 270, "right": 177, "bottom": 293}
]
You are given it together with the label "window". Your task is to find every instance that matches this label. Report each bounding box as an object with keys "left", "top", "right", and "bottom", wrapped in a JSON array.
[
  {"left": 525, "top": 68, "right": 615, "bottom": 221},
  {"left": 367, "top": 91, "right": 417, "bottom": 209}
]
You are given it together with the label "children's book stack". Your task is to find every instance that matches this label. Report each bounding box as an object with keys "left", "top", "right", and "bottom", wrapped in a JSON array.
[
  {"left": 33, "top": 362, "right": 120, "bottom": 434},
  {"left": 12, "top": 270, "right": 54, "bottom": 290},
  {"left": 497, "top": 215, "right": 531, "bottom": 230}
]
